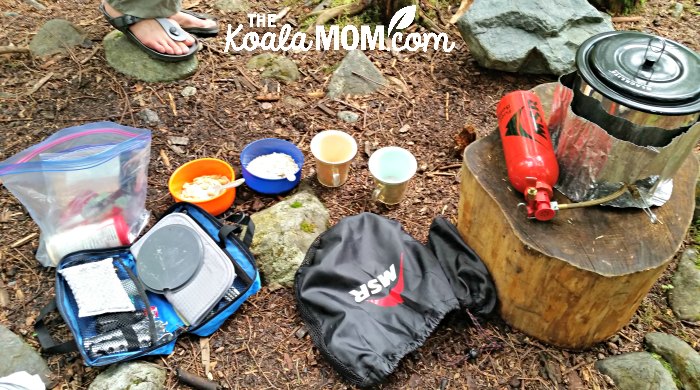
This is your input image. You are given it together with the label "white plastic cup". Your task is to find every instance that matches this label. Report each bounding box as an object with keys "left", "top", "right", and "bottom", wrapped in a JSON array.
[
  {"left": 368, "top": 147, "right": 417, "bottom": 205},
  {"left": 310, "top": 130, "right": 358, "bottom": 187}
]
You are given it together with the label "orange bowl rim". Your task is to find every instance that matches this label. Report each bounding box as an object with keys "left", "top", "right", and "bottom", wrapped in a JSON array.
[{"left": 168, "top": 158, "right": 236, "bottom": 203}]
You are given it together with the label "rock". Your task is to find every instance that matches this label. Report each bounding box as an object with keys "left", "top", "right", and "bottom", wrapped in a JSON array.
[
  {"left": 30, "top": 19, "right": 87, "bottom": 57},
  {"left": 137, "top": 108, "right": 160, "bottom": 126},
  {"left": 3, "top": 12, "right": 20, "bottom": 17},
  {"left": 645, "top": 332, "right": 700, "bottom": 390},
  {"left": 694, "top": 171, "right": 700, "bottom": 221},
  {"left": 456, "top": 0, "right": 613, "bottom": 75},
  {"left": 337, "top": 110, "right": 360, "bottom": 123},
  {"left": 214, "top": 0, "right": 249, "bottom": 12},
  {"left": 103, "top": 30, "right": 198, "bottom": 82},
  {"left": 88, "top": 361, "right": 165, "bottom": 390},
  {"left": 671, "top": 2, "right": 684, "bottom": 18},
  {"left": 181, "top": 86, "right": 197, "bottom": 97},
  {"left": 282, "top": 96, "right": 307, "bottom": 109},
  {"left": 295, "top": 326, "right": 308, "bottom": 339},
  {"left": 250, "top": 190, "right": 330, "bottom": 287},
  {"left": 261, "top": 102, "right": 273, "bottom": 110},
  {"left": 670, "top": 249, "right": 700, "bottom": 321},
  {"left": 0, "top": 325, "right": 51, "bottom": 385},
  {"left": 595, "top": 352, "right": 678, "bottom": 390},
  {"left": 25, "top": 0, "right": 46, "bottom": 10},
  {"left": 167, "top": 136, "right": 189, "bottom": 146},
  {"left": 311, "top": 0, "right": 330, "bottom": 13},
  {"left": 327, "top": 50, "right": 387, "bottom": 98},
  {"left": 246, "top": 53, "right": 300, "bottom": 84}
]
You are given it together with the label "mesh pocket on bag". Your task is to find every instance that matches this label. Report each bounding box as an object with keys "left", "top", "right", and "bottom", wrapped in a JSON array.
[{"left": 64, "top": 257, "right": 158, "bottom": 359}]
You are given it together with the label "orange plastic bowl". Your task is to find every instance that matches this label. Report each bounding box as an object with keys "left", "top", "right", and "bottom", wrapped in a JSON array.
[{"left": 168, "top": 158, "right": 236, "bottom": 216}]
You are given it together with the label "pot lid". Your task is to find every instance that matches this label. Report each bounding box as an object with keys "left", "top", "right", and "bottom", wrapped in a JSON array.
[
  {"left": 576, "top": 31, "right": 700, "bottom": 115},
  {"left": 136, "top": 224, "right": 203, "bottom": 293}
]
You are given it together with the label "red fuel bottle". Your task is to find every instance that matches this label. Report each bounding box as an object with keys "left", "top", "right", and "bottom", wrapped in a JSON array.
[{"left": 497, "top": 91, "right": 559, "bottom": 221}]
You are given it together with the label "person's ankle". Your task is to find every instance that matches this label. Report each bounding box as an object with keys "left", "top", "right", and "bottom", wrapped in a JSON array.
[{"left": 102, "top": 1, "right": 122, "bottom": 17}]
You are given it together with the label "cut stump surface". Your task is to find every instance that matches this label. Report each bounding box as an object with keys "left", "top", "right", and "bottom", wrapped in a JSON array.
[{"left": 457, "top": 133, "right": 697, "bottom": 349}]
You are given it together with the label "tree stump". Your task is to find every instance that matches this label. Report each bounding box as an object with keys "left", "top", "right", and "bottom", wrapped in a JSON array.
[{"left": 457, "top": 133, "right": 697, "bottom": 349}]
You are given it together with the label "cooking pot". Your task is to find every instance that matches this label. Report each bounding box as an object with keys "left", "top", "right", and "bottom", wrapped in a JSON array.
[{"left": 572, "top": 31, "right": 700, "bottom": 147}]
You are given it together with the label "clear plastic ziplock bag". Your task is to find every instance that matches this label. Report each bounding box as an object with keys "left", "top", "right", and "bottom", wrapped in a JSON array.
[{"left": 0, "top": 122, "right": 151, "bottom": 267}]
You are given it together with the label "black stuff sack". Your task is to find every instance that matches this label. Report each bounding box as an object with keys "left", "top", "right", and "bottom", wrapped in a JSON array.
[
  {"left": 295, "top": 213, "right": 496, "bottom": 387},
  {"left": 427, "top": 217, "right": 497, "bottom": 317}
]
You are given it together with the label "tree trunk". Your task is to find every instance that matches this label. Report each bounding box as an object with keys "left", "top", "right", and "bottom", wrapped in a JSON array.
[
  {"left": 378, "top": 0, "right": 417, "bottom": 25},
  {"left": 589, "top": 0, "right": 643, "bottom": 14}
]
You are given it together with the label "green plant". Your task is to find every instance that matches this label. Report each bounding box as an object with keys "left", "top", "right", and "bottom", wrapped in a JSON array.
[
  {"left": 651, "top": 353, "right": 682, "bottom": 388},
  {"left": 290, "top": 201, "right": 303, "bottom": 208},
  {"left": 321, "top": 63, "right": 340, "bottom": 74},
  {"left": 300, "top": 220, "right": 316, "bottom": 233}
]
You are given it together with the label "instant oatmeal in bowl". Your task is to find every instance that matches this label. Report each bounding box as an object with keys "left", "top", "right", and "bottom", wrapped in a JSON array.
[{"left": 180, "top": 175, "right": 230, "bottom": 202}]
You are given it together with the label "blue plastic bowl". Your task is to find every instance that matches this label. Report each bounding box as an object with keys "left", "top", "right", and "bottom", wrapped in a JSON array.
[{"left": 240, "top": 138, "right": 304, "bottom": 195}]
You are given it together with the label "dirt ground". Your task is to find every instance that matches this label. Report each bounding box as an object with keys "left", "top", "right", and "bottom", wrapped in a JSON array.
[{"left": 1, "top": 0, "right": 699, "bottom": 388}]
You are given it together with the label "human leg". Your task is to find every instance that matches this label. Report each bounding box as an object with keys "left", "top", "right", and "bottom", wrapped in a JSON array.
[
  {"left": 101, "top": 0, "right": 196, "bottom": 58},
  {"left": 107, "top": 0, "right": 216, "bottom": 33},
  {"left": 105, "top": 0, "right": 181, "bottom": 19}
]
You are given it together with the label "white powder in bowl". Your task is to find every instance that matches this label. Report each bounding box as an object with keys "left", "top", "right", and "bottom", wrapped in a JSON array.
[{"left": 246, "top": 152, "right": 300, "bottom": 180}]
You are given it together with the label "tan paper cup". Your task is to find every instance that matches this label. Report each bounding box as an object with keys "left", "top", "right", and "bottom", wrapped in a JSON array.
[
  {"left": 310, "top": 130, "right": 358, "bottom": 187},
  {"left": 368, "top": 147, "right": 417, "bottom": 205}
]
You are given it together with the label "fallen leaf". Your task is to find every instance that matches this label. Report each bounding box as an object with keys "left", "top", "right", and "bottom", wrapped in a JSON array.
[
  {"left": 387, "top": 76, "right": 410, "bottom": 95},
  {"left": 567, "top": 370, "right": 586, "bottom": 390},
  {"left": 581, "top": 366, "right": 591, "bottom": 383},
  {"left": 307, "top": 90, "right": 325, "bottom": 99},
  {"left": 0, "top": 208, "right": 11, "bottom": 223},
  {"left": 159, "top": 149, "right": 171, "bottom": 170},
  {"left": 200, "top": 337, "right": 211, "bottom": 377},
  {"left": 167, "top": 144, "right": 186, "bottom": 155},
  {"left": 255, "top": 92, "right": 281, "bottom": 102},
  {"left": 454, "top": 123, "right": 477, "bottom": 154},
  {"left": 0, "top": 284, "right": 9, "bottom": 308},
  {"left": 364, "top": 141, "right": 373, "bottom": 157},
  {"left": 273, "top": 128, "right": 291, "bottom": 137},
  {"left": 251, "top": 198, "right": 265, "bottom": 211},
  {"left": 283, "top": 353, "right": 293, "bottom": 371}
]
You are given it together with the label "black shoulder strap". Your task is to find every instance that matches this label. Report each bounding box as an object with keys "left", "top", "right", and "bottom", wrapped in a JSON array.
[
  {"left": 219, "top": 212, "right": 255, "bottom": 248},
  {"left": 34, "top": 299, "right": 79, "bottom": 354}
]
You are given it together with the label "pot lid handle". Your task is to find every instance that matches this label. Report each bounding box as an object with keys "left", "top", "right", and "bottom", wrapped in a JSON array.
[{"left": 637, "top": 37, "right": 666, "bottom": 79}]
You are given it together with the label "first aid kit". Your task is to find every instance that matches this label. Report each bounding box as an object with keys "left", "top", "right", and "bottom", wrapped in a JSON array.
[{"left": 34, "top": 203, "right": 261, "bottom": 366}]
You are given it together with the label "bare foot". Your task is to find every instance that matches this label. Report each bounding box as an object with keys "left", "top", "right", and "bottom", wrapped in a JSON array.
[
  {"left": 102, "top": 1, "right": 195, "bottom": 56},
  {"left": 169, "top": 11, "right": 217, "bottom": 29}
]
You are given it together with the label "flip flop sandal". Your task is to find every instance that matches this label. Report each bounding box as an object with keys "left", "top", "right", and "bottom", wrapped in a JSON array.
[
  {"left": 180, "top": 10, "right": 219, "bottom": 37},
  {"left": 99, "top": 3, "right": 198, "bottom": 63}
]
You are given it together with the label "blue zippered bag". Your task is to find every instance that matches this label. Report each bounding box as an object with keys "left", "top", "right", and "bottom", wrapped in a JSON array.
[{"left": 35, "top": 202, "right": 261, "bottom": 366}]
